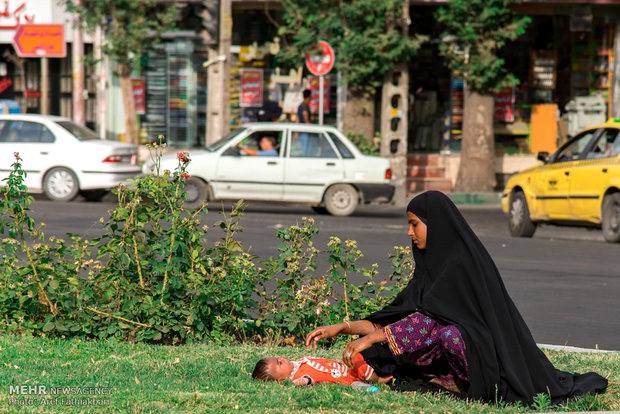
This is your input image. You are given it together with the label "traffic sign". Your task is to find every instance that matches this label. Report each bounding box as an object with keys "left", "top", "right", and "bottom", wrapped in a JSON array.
[
  {"left": 13, "top": 24, "right": 66, "bottom": 58},
  {"left": 305, "top": 40, "right": 335, "bottom": 76}
]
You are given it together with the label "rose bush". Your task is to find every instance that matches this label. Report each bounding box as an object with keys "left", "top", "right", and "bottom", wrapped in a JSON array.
[{"left": 0, "top": 147, "right": 413, "bottom": 345}]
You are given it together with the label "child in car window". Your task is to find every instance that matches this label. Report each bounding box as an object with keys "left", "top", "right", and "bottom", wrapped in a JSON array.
[{"left": 240, "top": 136, "right": 278, "bottom": 156}]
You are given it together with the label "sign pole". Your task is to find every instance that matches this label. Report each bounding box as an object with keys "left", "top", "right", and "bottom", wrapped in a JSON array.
[
  {"left": 319, "top": 75, "right": 324, "bottom": 125},
  {"left": 41, "top": 57, "right": 49, "bottom": 114}
]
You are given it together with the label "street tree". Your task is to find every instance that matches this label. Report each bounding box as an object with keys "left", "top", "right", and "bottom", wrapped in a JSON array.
[
  {"left": 436, "top": 0, "right": 530, "bottom": 192},
  {"left": 277, "top": 0, "right": 422, "bottom": 140},
  {"left": 62, "top": 0, "right": 176, "bottom": 145}
]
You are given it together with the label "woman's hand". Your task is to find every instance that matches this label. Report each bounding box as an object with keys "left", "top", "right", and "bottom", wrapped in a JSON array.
[
  {"left": 342, "top": 330, "right": 385, "bottom": 368},
  {"left": 305, "top": 324, "right": 344, "bottom": 349}
]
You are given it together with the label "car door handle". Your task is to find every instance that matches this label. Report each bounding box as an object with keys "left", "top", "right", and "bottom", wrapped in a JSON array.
[
  {"left": 548, "top": 179, "right": 557, "bottom": 185},
  {"left": 602, "top": 168, "right": 608, "bottom": 173},
  {"left": 40, "top": 151, "right": 48, "bottom": 155},
  {"left": 267, "top": 161, "right": 278, "bottom": 165},
  {"left": 564, "top": 171, "right": 570, "bottom": 176},
  {"left": 326, "top": 162, "right": 336, "bottom": 166}
]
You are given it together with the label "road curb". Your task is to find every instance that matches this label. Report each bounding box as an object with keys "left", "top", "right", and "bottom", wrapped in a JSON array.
[
  {"left": 448, "top": 192, "right": 502, "bottom": 206},
  {"left": 537, "top": 343, "right": 617, "bottom": 353}
]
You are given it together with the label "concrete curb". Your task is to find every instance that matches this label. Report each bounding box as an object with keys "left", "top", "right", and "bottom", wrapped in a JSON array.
[
  {"left": 537, "top": 343, "right": 618, "bottom": 353},
  {"left": 448, "top": 192, "right": 502, "bottom": 206}
]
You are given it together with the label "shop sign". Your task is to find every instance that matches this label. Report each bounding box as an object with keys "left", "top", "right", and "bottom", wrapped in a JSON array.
[
  {"left": 0, "top": 1, "right": 34, "bottom": 30},
  {"left": 239, "top": 68, "right": 263, "bottom": 108},
  {"left": 13, "top": 24, "right": 65, "bottom": 58},
  {"left": 494, "top": 87, "right": 514, "bottom": 123},
  {"left": 531, "top": 51, "right": 556, "bottom": 90},
  {"left": 305, "top": 41, "right": 335, "bottom": 77},
  {"left": 0, "top": 77, "right": 12, "bottom": 94},
  {"left": 131, "top": 78, "right": 146, "bottom": 115},
  {"left": 308, "top": 76, "right": 330, "bottom": 114},
  {"left": 23, "top": 89, "right": 40, "bottom": 97}
]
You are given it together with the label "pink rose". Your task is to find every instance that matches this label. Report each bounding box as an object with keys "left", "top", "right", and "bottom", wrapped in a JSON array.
[{"left": 177, "top": 151, "right": 190, "bottom": 163}]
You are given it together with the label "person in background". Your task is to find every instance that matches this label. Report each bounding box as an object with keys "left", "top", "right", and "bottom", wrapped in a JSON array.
[{"left": 297, "top": 89, "right": 311, "bottom": 124}]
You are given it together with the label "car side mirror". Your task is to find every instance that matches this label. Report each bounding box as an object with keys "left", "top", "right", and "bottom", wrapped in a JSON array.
[{"left": 536, "top": 151, "right": 549, "bottom": 163}]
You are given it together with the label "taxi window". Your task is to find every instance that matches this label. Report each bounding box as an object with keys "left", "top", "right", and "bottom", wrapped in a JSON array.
[
  {"left": 553, "top": 130, "right": 598, "bottom": 163},
  {"left": 586, "top": 129, "right": 620, "bottom": 159}
]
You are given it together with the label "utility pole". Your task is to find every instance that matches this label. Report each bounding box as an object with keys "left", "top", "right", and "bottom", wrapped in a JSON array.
[
  {"left": 380, "top": 1, "right": 410, "bottom": 206},
  {"left": 94, "top": 25, "right": 107, "bottom": 138},
  {"left": 72, "top": 0, "right": 85, "bottom": 125},
  {"left": 40, "top": 57, "right": 49, "bottom": 114},
  {"left": 203, "top": 0, "right": 231, "bottom": 145}
]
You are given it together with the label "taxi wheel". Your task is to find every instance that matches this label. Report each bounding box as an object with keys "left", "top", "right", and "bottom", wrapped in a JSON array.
[
  {"left": 184, "top": 178, "right": 209, "bottom": 209},
  {"left": 508, "top": 191, "right": 536, "bottom": 238},
  {"left": 324, "top": 184, "right": 359, "bottom": 216},
  {"left": 43, "top": 167, "right": 79, "bottom": 202},
  {"left": 602, "top": 193, "right": 620, "bottom": 243}
]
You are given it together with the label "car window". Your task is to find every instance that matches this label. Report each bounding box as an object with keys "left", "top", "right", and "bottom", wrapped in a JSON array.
[
  {"left": 289, "top": 131, "right": 338, "bottom": 158},
  {"left": 232, "top": 130, "right": 283, "bottom": 157},
  {"left": 553, "top": 130, "right": 597, "bottom": 163},
  {"left": 328, "top": 132, "right": 355, "bottom": 159},
  {"left": 206, "top": 127, "right": 246, "bottom": 152},
  {"left": 585, "top": 129, "right": 620, "bottom": 159},
  {"left": 0, "top": 120, "right": 55, "bottom": 143},
  {"left": 55, "top": 120, "right": 98, "bottom": 141}
]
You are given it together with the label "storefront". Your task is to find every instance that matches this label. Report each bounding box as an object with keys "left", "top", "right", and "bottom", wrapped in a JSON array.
[
  {"left": 407, "top": 1, "right": 620, "bottom": 191},
  {"left": 0, "top": 0, "right": 98, "bottom": 130},
  {"left": 229, "top": 5, "right": 339, "bottom": 128}
]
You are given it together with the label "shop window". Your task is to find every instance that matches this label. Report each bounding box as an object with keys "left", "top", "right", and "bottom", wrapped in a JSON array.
[
  {"left": 289, "top": 132, "right": 337, "bottom": 158},
  {"left": 0, "top": 120, "right": 55, "bottom": 143},
  {"left": 586, "top": 129, "right": 620, "bottom": 159}
]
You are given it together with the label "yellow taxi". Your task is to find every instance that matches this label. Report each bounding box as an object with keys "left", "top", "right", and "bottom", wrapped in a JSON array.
[{"left": 501, "top": 119, "right": 620, "bottom": 243}]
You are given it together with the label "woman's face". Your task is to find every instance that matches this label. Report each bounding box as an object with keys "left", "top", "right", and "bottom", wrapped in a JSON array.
[{"left": 407, "top": 211, "right": 427, "bottom": 250}]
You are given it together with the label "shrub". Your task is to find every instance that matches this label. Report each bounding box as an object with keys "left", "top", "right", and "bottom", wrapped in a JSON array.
[{"left": 0, "top": 148, "right": 413, "bottom": 346}]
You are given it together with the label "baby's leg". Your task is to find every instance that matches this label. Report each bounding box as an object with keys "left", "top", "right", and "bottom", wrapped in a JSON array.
[{"left": 368, "top": 372, "right": 394, "bottom": 384}]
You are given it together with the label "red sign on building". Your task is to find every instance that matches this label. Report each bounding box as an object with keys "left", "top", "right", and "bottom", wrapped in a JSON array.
[
  {"left": 12, "top": 24, "right": 65, "bottom": 58},
  {"left": 239, "top": 68, "right": 263, "bottom": 108},
  {"left": 132, "top": 78, "right": 146, "bottom": 115},
  {"left": 494, "top": 87, "right": 515, "bottom": 123},
  {"left": 308, "top": 76, "right": 330, "bottom": 114}
]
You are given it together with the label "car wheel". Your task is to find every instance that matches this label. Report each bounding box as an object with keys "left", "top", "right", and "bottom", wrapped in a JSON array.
[
  {"left": 80, "top": 189, "right": 108, "bottom": 202},
  {"left": 311, "top": 206, "right": 328, "bottom": 215},
  {"left": 508, "top": 191, "right": 536, "bottom": 238},
  {"left": 323, "top": 184, "right": 358, "bottom": 216},
  {"left": 602, "top": 193, "right": 620, "bottom": 243},
  {"left": 184, "top": 177, "right": 209, "bottom": 209},
  {"left": 43, "top": 167, "right": 79, "bottom": 202}
]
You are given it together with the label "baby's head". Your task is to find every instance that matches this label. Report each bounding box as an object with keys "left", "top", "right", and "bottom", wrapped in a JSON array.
[{"left": 252, "top": 356, "right": 293, "bottom": 381}]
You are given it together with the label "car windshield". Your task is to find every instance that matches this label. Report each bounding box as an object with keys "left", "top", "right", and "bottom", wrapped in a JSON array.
[
  {"left": 206, "top": 128, "right": 247, "bottom": 152},
  {"left": 55, "top": 120, "right": 99, "bottom": 141}
]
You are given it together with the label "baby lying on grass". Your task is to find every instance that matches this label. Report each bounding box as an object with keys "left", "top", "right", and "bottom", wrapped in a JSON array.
[{"left": 252, "top": 353, "right": 393, "bottom": 387}]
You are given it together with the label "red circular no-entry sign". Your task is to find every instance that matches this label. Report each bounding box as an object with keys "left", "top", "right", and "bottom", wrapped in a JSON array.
[{"left": 305, "top": 41, "right": 335, "bottom": 76}]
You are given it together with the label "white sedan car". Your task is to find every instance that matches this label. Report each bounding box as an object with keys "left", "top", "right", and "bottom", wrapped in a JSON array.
[
  {"left": 0, "top": 114, "right": 141, "bottom": 201},
  {"left": 144, "top": 123, "right": 395, "bottom": 216}
]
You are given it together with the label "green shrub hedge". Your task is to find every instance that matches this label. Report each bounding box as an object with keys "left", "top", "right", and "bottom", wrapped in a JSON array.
[{"left": 0, "top": 147, "right": 411, "bottom": 345}]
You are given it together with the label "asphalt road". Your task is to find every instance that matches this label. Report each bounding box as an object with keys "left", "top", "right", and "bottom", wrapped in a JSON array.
[{"left": 27, "top": 196, "right": 620, "bottom": 350}]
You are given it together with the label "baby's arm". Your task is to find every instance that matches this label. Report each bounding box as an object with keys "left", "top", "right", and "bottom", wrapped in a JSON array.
[
  {"left": 292, "top": 375, "right": 314, "bottom": 386},
  {"left": 368, "top": 372, "right": 394, "bottom": 384}
]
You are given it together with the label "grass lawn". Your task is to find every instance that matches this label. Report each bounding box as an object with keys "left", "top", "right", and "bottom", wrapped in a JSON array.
[{"left": 0, "top": 335, "right": 617, "bottom": 413}]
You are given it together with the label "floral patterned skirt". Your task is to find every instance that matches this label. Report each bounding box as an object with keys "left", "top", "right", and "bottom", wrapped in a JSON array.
[{"left": 383, "top": 312, "right": 469, "bottom": 393}]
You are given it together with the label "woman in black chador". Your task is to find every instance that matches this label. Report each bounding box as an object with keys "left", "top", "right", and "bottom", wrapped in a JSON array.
[{"left": 305, "top": 191, "right": 607, "bottom": 405}]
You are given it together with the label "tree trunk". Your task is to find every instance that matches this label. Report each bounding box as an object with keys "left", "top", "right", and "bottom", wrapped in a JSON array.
[
  {"left": 455, "top": 88, "right": 496, "bottom": 192},
  {"left": 342, "top": 88, "right": 375, "bottom": 142},
  {"left": 117, "top": 63, "right": 138, "bottom": 145}
]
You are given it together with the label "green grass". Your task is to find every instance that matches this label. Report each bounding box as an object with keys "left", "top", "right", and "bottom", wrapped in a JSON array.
[{"left": 0, "top": 335, "right": 617, "bottom": 413}]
